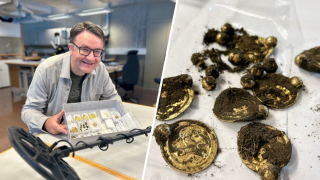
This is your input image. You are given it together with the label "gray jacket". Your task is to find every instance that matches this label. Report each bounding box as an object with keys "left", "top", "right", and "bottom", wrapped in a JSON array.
[{"left": 21, "top": 52, "right": 121, "bottom": 135}]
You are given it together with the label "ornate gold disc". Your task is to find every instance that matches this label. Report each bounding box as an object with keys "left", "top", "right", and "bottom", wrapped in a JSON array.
[
  {"left": 154, "top": 120, "right": 218, "bottom": 174},
  {"left": 252, "top": 73, "right": 299, "bottom": 109}
]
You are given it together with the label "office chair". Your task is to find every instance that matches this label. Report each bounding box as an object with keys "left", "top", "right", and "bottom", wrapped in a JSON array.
[
  {"left": 116, "top": 50, "right": 140, "bottom": 103},
  {"left": 154, "top": 78, "right": 161, "bottom": 84}
]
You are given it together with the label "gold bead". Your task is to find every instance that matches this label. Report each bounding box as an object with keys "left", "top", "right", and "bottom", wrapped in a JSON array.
[
  {"left": 266, "top": 36, "right": 277, "bottom": 47},
  {"left": 290, "top": 76, "right": 303, "bottom": 89},
  {"left": 294, "top": 54, "right": 307, "bottom": 67},
  {"left": 228, "top": 50, "right": 243, "bottom": 65},
  {"left": 216, "top": 32, "right": 229, "bottom": 45},
  {"left": 202, "top": 76, "right": 216, "bottom": 91},
  {"left": 250, "top": 64, "right": 264, "bottom": 78},
  {"left": 241, "top": 74, "right": 256, "bottom": 89}
]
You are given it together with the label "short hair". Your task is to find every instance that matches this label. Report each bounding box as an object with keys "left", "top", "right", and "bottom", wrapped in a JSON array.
[{"left": 69, "top": 21, "right": 104, "bottom": 43}]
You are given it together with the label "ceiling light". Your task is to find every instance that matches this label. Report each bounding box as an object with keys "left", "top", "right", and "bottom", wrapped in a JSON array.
[
  {"left": 76, "top": 7, "right": 113, "bottom": 16},
  {"left": 19, "top": 18, "right": 43, "bottom": 24},
  {"left": 48, "top": 13, "right": 73, "bottom": 20},
  {"left": 0, "top": 0, "right": 10, "bottom": 6}
]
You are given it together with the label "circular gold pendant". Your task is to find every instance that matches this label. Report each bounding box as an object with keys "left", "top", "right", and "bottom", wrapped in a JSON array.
[
  {"left": 156, "top": 75, "right": 194, "bottom": 121},
  {"left": 237, "top": 122, "right": 292, "bottom": 180},
  {"left": 153, "top": 120, "right": 218, "bottom": 174},
  {"left": 213, "top": 88, "right": 268, "bottom": 122},
  {"left": 252, "top": 73, "right": 299, "bottom": 109}
]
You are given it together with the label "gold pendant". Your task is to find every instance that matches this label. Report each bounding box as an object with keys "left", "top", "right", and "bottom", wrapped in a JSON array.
[{"left": 153, "top": 120, "right": 218, "bottom": 174}]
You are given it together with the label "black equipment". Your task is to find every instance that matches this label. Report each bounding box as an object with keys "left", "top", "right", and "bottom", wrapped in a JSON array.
[{"left": 7, "top": 126, "right": 151, "bottom": 180}]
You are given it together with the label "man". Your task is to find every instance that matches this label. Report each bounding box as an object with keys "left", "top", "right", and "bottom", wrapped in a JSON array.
[{"left": 21, "top": 21, "right": 121, "bottom": 136}]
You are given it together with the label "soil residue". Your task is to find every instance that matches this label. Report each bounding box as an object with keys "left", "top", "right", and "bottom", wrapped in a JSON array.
[
  {"left": 202, "top": 48, "right": 249, "bottom": 73},
  {"left": 236, "top": 35, "right": 266, "bottom": 62},
  {"left": 200, "top": 24, "right": 274, "bottom": 74},
  {"left": 203, "top": 28, "right": 219, "bottom": 45},
  {"left": 237, "top": 122, "right": 292, "bottom": 170}
]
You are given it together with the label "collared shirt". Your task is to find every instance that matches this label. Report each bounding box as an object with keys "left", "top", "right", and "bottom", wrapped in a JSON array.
[{"left": 21, "top": 52, "right": 122, "bottom": 135}]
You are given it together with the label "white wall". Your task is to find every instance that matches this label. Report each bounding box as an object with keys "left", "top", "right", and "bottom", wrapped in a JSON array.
[{"left": 0, "top": 22, "right": 21, "bottom": 38}]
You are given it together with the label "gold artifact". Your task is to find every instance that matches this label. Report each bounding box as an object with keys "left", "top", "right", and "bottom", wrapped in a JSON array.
[
  {"left": 74, "top": 116, "right": 81, "bottom": 121},
  {"left": 191, "top": 53, "right": 205, "bottom": 67},
  {"left": 213, "top": 88, "right": 268, "bottom": 122},
  {"left": 295, "top": 46, "right": 320, "bottom": 73},
  {"left": 241, "top": 74, "right": 255, "bottom": 89},
  {"left": 235, "top": 36, "right": 276, "bottom": 63},
  {"left": 250, "top": 64, "right": 264, "bottom": 78},
  {"left": 252, "top": 74, "right": 302, "bottom": 109},
  {"left": 156, "top": 74, "right": 194, "bottom": 121},
  {"left": 83, "top": 114, "right": 89, "bottom": 120},
  {"left": 237, "top": 122, "right": 291, "bottom": 180},
  {"left": 70, "top": 127, "right": 78, "bottom": 133},
  {"left": 93, "top": 122, "right": 98, "bottom": 127},
  {"left": 90, "top": 113, "right": 97, "bottom": 119},
  {"left": 153, "top": 120, "right": 218, "bottom": 174},
  {"left": 202, "top": 76, "right": 216, "bottom": 91}
]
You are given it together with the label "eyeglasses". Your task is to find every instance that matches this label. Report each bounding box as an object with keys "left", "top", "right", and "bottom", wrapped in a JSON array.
[{"left": 72, "top": 42, "right": 104, "bottom": 57}]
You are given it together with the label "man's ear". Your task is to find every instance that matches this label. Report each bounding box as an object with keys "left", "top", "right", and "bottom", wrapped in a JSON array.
[{"left": 68, "top": 43, "right": 74, "bottom": 55}]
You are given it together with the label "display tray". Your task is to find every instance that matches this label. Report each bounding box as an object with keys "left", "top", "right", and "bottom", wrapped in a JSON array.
[{"left": 63, "top": 100, "right": 140, "bottom": 145}]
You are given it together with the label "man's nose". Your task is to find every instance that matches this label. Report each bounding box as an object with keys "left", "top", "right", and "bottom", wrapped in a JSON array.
[{"left": 86, "top": 50, "right": 95, "bottom": 60}]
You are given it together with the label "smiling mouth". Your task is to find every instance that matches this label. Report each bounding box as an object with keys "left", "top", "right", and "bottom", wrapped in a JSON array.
[{"left": 82, "top": 61, "right": 95, "bottom": 66}]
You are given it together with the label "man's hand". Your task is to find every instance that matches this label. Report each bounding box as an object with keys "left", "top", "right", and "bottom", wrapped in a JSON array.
[{"left": 43, "top": 110, "right": 68, "bottom": 135}]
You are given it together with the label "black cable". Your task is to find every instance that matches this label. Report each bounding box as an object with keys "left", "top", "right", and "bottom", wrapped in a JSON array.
[
  {"left": 48, "top": 140, "right": 75, "bottom": 157},
  {"left": 97, "top": 137, "right": 112, "bottom": 151},
  {"left": 130, "top": 126, "right": 152, "bottom": 137},
  {"left": 76, "top": 141, "right": 93, "bottom": 149},
  {"left": 47, "top": 127, "right": 151, "bottom": 155},
  {"left": 117, "top": 133, "right": 134, "bottom": 143}
]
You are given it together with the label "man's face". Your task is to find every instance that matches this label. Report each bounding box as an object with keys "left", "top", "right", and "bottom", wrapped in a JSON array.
[{"left": 69, "top": 30, "right": 103, "bottom": 76}]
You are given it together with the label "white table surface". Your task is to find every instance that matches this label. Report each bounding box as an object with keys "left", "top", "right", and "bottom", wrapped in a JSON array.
[
  {"left": 2, "top": 59, "right": 42, "bottom": 66},
  {"left": 0, "top": 102, "right": 155, "bottom": 180},
  {"left": 2, "top": 59, "right": 123, "bottom": 72},
  {"left": 0, "top": 149, "right": 120, "bottom": 180},
  {"left": 143, "top": 0, "right": 320, "bottom": 179}
]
